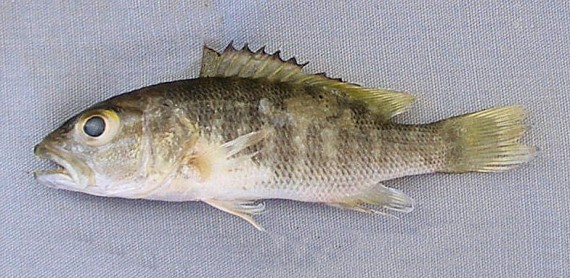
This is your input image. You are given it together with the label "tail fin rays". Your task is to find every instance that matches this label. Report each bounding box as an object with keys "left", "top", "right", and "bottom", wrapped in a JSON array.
[{"left": 439, "top": 106, "right": 535, "bottom": 173}]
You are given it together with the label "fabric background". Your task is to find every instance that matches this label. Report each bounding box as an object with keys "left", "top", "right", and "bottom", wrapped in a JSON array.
[{"left": 1, "top": 1, "right": 568, "bottom": 277}]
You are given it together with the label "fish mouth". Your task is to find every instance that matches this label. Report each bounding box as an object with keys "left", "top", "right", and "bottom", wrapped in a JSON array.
[{"left": 34, "top": 142, "right": 93, "bottom": 189}]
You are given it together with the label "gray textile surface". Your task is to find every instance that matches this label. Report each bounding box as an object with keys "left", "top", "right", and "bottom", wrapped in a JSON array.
[{"left": 1, "top": 1, "right": 568, "bottom": 277}]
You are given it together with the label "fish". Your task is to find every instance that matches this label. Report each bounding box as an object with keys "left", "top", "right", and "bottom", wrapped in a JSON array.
[{"left": 34, "top": 43, "right": 535, "bottom": 231}]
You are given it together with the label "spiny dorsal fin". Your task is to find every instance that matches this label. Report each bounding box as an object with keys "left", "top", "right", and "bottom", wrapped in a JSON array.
[
  {"left": 200, "top": 42, "right": 307, "bottom": 81},
  {"left": 200, "top": 42, "right": 415, "bottom": 121}
]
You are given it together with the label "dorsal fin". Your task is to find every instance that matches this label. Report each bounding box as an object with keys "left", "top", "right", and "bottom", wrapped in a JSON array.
[
  {"left": 200, "top": 42, "right": 415, "bottom": 121},
  {"left": 200, "top": 43, "right": 308, "bottom": 82}
]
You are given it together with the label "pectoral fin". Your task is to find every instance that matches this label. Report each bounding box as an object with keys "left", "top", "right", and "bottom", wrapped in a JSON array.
[
  {"left": 180, "top": 130, "right": 268, "bottom": 182},
  {"left": 221, "top": 130, "right": 269, "bottom": 158},
  {"left": 204, "top": 199, "right": 266, "bottom": 231}
]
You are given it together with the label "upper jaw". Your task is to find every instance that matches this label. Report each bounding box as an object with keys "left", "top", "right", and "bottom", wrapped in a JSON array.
[{"left": 34, "top": 141, "right": 94, "bottom": 189}]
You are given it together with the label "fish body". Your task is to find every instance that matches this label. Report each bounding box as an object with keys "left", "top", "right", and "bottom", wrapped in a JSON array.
[{"left": 34, "top": 44, "right": 534, "bottom": 230}]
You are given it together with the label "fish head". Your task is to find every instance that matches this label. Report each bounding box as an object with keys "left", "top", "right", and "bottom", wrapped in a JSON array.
[{"left": 34, "top": 100, "right": 148, "bottom": 197}]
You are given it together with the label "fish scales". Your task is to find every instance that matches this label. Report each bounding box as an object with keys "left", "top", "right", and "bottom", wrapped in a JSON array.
[
  {"left": 34, "top": 43, "right": 535, "bottom": 230},
  {"left": 137, "top": 78, "right": 444, "bottom": 200}
]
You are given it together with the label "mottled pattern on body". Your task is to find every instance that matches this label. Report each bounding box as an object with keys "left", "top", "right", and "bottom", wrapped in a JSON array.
[
  {"left": 34, "top": 44, "right": 534, "bottom": 230},
  {"left": 117, "top": 77, "right": 446, "bottom": 202}
]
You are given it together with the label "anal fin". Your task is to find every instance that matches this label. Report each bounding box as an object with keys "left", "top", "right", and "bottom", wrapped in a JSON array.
[
  {"left": 328, "top": 183, "right": 414, "bottom": 216},
  {"left": 204, "top": 199, "right": 266, "bottom": 231}
]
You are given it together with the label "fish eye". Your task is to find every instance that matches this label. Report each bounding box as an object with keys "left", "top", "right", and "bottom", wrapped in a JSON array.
[
  {"left": 83, "top": 116, "right": 105, "bottom": 137},
  {"left": 77, "top": 109, "right": 120, "bottom": 146}
]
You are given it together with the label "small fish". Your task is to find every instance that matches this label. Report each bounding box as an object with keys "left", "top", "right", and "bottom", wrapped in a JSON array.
[{"left": 34, "top": 43, "right": 535, "bottom": 231}]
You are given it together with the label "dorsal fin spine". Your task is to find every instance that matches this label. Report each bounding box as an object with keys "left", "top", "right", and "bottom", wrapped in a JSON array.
[
  {"left": 243, "top": 43, "right": 251, "bottom": 52},
  {"left": 266, "top": 63, "right": 286, "bottom": 79},
  {"left": 199, "top": 43, "right": 416, "bottom": 121},
  {"left": 237, "top": 56, "right": 254, "bottom": 76},
  {"left": 280, "top": 71, "right": 297, "bottom": 82},
  {"left": 252, "top": 60, "right": 270, "bottom": 79},
  {"left": 224, "top": 54, "right": 240, "bottom": 76}
]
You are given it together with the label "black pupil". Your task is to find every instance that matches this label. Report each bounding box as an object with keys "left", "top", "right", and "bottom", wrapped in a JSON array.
[{"left": 83, "top": 116, "right": 105, "bottom": 137}]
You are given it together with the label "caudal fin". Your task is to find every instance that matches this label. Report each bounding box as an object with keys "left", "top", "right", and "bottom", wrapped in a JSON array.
[{"left": 438, "top": 106, "right": 535, "bottom": 173}]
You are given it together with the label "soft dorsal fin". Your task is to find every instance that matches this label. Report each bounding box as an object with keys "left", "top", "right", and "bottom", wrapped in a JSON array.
[{"left": 200, "top": 42, "right": 415, "bottom": 121}]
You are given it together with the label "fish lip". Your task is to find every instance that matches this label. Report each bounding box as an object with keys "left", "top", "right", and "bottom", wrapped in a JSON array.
[{"left": 34, "top": 141, "right": 93, "bottom": 188}]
